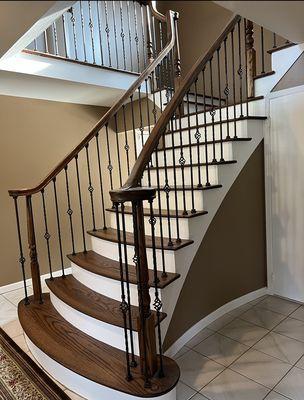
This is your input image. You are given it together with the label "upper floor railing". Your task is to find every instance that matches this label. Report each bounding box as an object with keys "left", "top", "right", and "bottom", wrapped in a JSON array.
[{"left": 26, "top": 0, "right": 172, "bottom": 75}]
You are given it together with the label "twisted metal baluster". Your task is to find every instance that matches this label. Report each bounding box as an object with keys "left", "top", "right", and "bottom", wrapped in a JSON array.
[
  {"left": 88, "top": 0, "right": 96, "bottom": 64},
  {"left": 41, "top": 189, "right": 53, "bottom": 279},
  {"left": 53, "top": 178, "right": 65, "bottom": 276},
  {"left": 64, "top": 166, "right": 76, "bottom": 255},
  {"left": 13, "top": 196, "right": 30, "bottom": 305},
  {"left": 85, "top": 143, "right": 96, "bottom": 231}
]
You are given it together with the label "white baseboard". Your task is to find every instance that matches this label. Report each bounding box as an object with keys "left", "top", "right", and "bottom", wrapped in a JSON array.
[
  {"left": 0, "top": 267, "right": 71, "bottom": 294},
  {"left": 165, "top": 286, "right": 269, "bottom": 358}
]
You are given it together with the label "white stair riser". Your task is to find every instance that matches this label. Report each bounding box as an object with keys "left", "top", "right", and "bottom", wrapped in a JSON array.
[
  {"left": 25, "top": 336, "right": 176, "bottom": 400},
  {"left": 71, "top": 263, "right": 162, "bottom": 306},
  {"left": 50, "top": 291, "right": 140, "bottom": 355},
  {"left": 109, "top": 211, "right": 191, "bottom": 240},
  {"left": 143, "top": 164, "right": 219, "bottom": 186},
  {"left": 143, "top": 189, "right": 206, "bottom": 212},
  {"left": 152, "top": 142, "right": 234, "bottom": 167},
  {"left": 91, "top": 236, "right": 177, "bottom": 273},
  {"left": 163, "top": 119, "right": 249, "bottom": 147},
  {"left": 178, "top": 99, "right": 265, "bottom": 129}
]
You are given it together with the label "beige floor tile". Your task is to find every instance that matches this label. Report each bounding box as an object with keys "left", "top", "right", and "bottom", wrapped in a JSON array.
[
  {"left": 274, "top": 317, "right": 304, "bottom": 343},
  {"left": 2, "top": 318, "right": 23, "bottom": 338},
  {"left": 253, "top": 331, "right": 304, "bottom": 364},
  {"left": 289, "top": 306, "right": 304, "bottom": 322},
  {"left": 240, "top": 307, "right": 286, "bottom": 330},
  {"left": 248, "top": 295, "right": 269, "bottom": 306},
  {"left": 230, "top": 349, "right": 291, "bottom": 389},
  {"left": 174, "top": 346, "right": 191, "bottom": 360},
  {"left": 176, "top": 381, "right": 196, "bottom": 400},
  {"left": 13, "top": 334, "right": 29, "bottom": 353},
  {"left": 227, "top": 303, "right": 253, "bottom": 318},
  {"left": 177, "top": 349, "right": 225, "bottom": 390},
  {"left": 275, "top": 367, "right": 304, "bottom": 400},
  {"left": 194, "top": 333, "right": 248, "bottom": 367},
  {"left": 295, "top": 355, "right": 304, "bottom": 369},
  {"left": 0, "top": 296, "right": 18, "bottom": 326},
  {"left": 264, "top": 392, "right": 290, "bottom": 399},
  {"left": 190, "top": 394, "right": 209, "bottom": 400},
  {"left": 2, "top": 287, "right": 33, "bottom": 306},
  {"left": 219, "top": 318, "right": 269, "bottom": 347},
  {"left": 201, "top": 369, "right": 270, "bottom": 400},
  {"left": 185, "top": 328, "right": 214, "bottom": 348},
  {"left": 64, "top": 389, "right": 87, "bottom": 400},
  {"left": 207, "top": 314, "right": 236, "bottom": 332},
  {"left": 258, "top": 296, "right": 300, "bottom": 316}
]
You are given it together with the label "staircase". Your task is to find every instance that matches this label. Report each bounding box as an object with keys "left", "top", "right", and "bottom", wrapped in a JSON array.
[{"left": 8, "top": 4, "right": 298, "bottom": 400}]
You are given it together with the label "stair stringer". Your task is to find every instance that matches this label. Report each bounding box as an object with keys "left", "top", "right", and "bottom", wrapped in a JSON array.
[{"left": 160, "top": 119, "right": 265, "bottom": 355}]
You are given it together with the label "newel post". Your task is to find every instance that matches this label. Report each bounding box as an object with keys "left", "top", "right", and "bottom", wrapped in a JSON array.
[
  {"left": 26, "top": 195, "right": 42, "bottom": 303},
  {"left": 173, "top": 12, "right": 181, "bottom": 90},
  {"left": 245, "top": 19, "right": 256, "bottom": 98}
]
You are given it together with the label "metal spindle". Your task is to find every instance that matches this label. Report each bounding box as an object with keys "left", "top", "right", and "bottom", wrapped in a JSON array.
[
  {"left": 64, "top": 166, "right": 76, "bottom": 255},
  {"left": 69, "top": 7, "right": 78, "bottom": 60},
  {"left": 104, "top": 1, "right": 112, "bottom": 67},
  {"left": 13, "top": 197, "right": 30, "bottom": 304},
  {"left": 114, "top": 203, "right": 133, "bottom": 381},
  {"left": 80, "top": 0, "right": 87, "bottom": 62},
  {"left": 194, "top": 79, "right": 202, "bottom": 187},
  {"left": 126, "top": 1, "right": 133, "bottom": 71},
  {"left": 95, "top": 132, "right": 107, "bottom": 229},
  {"left": 53, "top": 178, "right": 64, "bottom": 276},
  {"left": 41, "top": 189, "right": 53, "bottom": 279},
  {"left": 105, "top": 123, "right": 114, "bottom": 191},
  {"left": 261, "top": 26, "right": 265, "bottom": 74},
  {"left": 75, "top": 155, "right": 87, "bottom": 252},
  {"left": 216, "top": 48, "right": 224, "bottom": 161},
  {"left": 52, "top": 22, "right": 59, "bottom": 56},
  {"left": 119, "top": 1, "right": 127, "bottom": 70},
  {"left": 223, "top": 37, "right": 230, "bottom": 139},
  {"left": 202, "top": 68, "right": 211, "bottom": 186},
  {"left": 186, "top": 91, "right": 196, "bottom": 213},
  {"left": 209, "top": 58, "right": 217, "bottom": 162},
  {"left": 178, "top": 103, "right": 188, "bottom": 215},
  {"left": 133, "top": 1, "right": 140, "bottom": 72},
  {"left": 88, "top": 0, "right": 96, "bottom": 64},
  {"left": 44, "top": 30, "right": 49, "bottom": 53},
  {"left": 114, "top": 113, "right": 123, "bottom": 187},
  {"left": 243, "top": 19, "right": 249, "bottom": 116},
  {"left": 130, "top": 95, "right": 137, "bottom": 160},
  {"left": 237, "top": 20, "right": 244, "bottom": 118},
  {"left": 140, "top": 4, "right": 147, "bottom": 67},
  {"left": 112, "top": 1, "right": 119, "bottom": 69},
  {"left": 85, "top": 143, "right": 96, "bottom": 231},
  {"left": 62, "top": 14, "right": 68, "bottom": 58},
  {"left": 97, "top": 0, "right": 104, "bottom": 66},
  {"left": 231, "top": 29, "right": 237, "bottom": 138},
  {"left": 122, "top": 105, "right": 130, "bottom": 175}
]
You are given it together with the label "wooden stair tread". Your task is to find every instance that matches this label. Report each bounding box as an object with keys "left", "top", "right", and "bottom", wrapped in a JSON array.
[
  {"left": 267, "top": 42, "right": 295, "bottom": 54},
  {"left": 167, "top": 115, "right": 267, "bottom": 135},
  {"left": 151, "top": 184, "right": 222, "bottom": 191},
  {"left": 88, "top": 228, "right": 194, "bottom": 251},
  {"left": 253, "top": 70, "right": 275, "bottom": 80},
  {"left": 106, "top": 206, "right": 208, "bottom": 219},
  {"left": 156, "top": 137, "right": 252, "bottom": 153},
  {"left": 18, "top": 294, "right": 180, "bottom": 397},
  {"left": 46, "top": 275, "right": 166, "bottom": 330},
  {"left": 68, "top": 250, "right": 180, "bottom": 289},
  {"left": 149, "top": 160, "right": 237, "bottom": 170}
]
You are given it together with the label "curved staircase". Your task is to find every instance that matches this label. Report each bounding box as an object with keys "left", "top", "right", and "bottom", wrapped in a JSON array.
[{"left": 8, "top": 4, "right": 298, "bottom": 400}]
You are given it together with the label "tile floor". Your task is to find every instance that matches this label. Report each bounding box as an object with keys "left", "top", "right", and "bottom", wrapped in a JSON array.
[{"left": 2, "top": 287, "right": 304, "bottom": 400}]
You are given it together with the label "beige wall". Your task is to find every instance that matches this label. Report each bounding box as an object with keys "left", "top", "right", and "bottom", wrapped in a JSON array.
[
  {"left": 273, "top": 52, "right": 304, "bottom": 92},
  {"left": 164, "top": 142, "right": 267, "bottom": 350},
  {"left": 0, "top": 95, "right": 110, "bottom": 287}
]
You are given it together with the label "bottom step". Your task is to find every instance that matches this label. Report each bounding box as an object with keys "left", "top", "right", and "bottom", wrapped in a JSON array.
[{"left": 18, "top": 294, "right": 179, "bottom": 399}]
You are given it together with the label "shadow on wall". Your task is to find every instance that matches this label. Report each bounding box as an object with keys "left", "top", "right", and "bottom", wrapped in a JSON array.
[{"left": 164, "top": 141, "right": 267, "bottom": 350}]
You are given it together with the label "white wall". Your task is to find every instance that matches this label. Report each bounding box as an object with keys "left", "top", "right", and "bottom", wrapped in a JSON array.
[{"left": 268, "top": 85, "right": 304, "bottom": 302}]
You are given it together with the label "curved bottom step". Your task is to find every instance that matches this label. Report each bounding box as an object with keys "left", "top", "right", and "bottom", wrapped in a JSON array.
[{"left": 18, "top": 294, "right": 179, "bottom": 399}]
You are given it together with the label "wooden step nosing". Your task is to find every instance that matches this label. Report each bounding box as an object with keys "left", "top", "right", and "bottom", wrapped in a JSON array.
[
  {"left": 106, "top": 207, "right": 208, "bottom": 219},
  {"left": 148, "top": 160, "right": 238, "bottom": 171}
]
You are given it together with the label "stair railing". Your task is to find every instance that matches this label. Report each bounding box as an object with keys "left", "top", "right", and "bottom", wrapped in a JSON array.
[
  {"left": 9, "top": 3, "right": 181, "bottom": 387},
  {"left": 25, "top": 0, "right": 178, "bottom": 75}
]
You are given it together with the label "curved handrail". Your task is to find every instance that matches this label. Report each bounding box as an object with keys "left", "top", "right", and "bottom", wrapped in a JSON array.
[
  {"left": 112, "top": 14, "right": 241, "bottom": 198},
  {"left": 8, "top": 7, "right": 176, "bottom": 198}
]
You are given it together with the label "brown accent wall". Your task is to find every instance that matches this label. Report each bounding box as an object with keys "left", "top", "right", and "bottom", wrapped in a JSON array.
[
  {"left": 164, "top": 142, "right": 267, "bottom": 350},
  {"left": 273, "top": 52, "right": 304, "bottom": 92},
  {"left": 0, "top": 95, "right": 109, "bottom": 287}
]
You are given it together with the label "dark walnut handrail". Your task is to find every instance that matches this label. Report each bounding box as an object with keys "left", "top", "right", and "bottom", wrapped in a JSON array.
[
  {"left": 8, "top": 5, "right": 176, "bottom": 198},
  {"left": 111, "top": 15, "right": 242, "bottom": 202}
]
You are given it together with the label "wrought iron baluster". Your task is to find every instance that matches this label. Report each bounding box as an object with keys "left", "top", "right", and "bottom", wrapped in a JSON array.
[
  {"left": 202, "top": 68, "right": 210, "bottom": 186},
  {"left": 53, "top": 178, "right": 64, "bottom": 276},
  {"left": 119, "top": 1, "right": 127, "bottom": 70},
  {"left": 231, "top": 28, "right": 237, "bottom": 138},
  {"left": 95, "top": 132, "right": 107, "bottom": 229},
  {"left": 243, "top": 19, "right": 249, "bottom": 116},
  {"left": 114, "top": 202, "right": 133, "bottom": 381},
  {"left": 223, "top": 37, "right": 230, "bottom": 139},
  {"left": 112, "top": 1, "right": 119, "bottom": 69},
  {"left": 133, "top": 1, "right": 140, "bottom": 72},
  {"left": 62, "top": 14, "right": 68, "bottom": 58},
  {"left": 216, "top": 47, "right": 224, "bottom": 161},
  {"left": 114, "top": 113, "right": 123, "bottom": 187},
  {"left": 41, "top": 189, "right": 53, "bottom": 279},
  {"left": 186, "top": 91, "right": 196, "bottom": 213},
  {"left": 85, "top": 143, "right": 96, "bottom": 231},
  {"left": 122, "top": 105, "right": 130, "bottom": 176},
  {"left": 64, "top": 166, "right": 76, "bottom": 255},
  {"left": 237, "top": 20, "right": 244, "bottom": 118},
  {"left": 140, "top": 3, "right": 147, "bottom": 67},
  {"left": 130, "top": 95, "right": 137, "bottom": 160},
  {"left": 194, "top": 79, "right": 202, "bottom": 187},
  {"left": 105, "top": 123, "right": 114, "bottom": 191},
  {"left": 209, "top": 58, "right": 217, "bottom": 163},
  {"left": 75, "top": 155, "right": 87, "bottom": 252},
  {"left": 178, "top": 103, "right": 188, "bottom": 215},
  {"left": 80, "top": 0, "right": 87, "bottom": 62},
  {"left": 52, "top": 22, "right": 59, "bottom": 56},
  {"left": 44, "top": 29, "right": 49, "bottom": 53},
  {"left": 69, "top": 7, "right": 78, "bottom": 60},
  {"left": 34, "top": 38, "right": 37, "bottom": 52},
  {"left": 88, "top": 0, "right": 96, "bottom": 64},
  {"left": 104, "top": 1, "right": 112, "bottom": 67},
  {"left": 126, "top": 1, "right": 133, "bottom": 72},
  {"left": 97, "top": 0, "right": 104, "bottom": 66},
  {"left": 13, "top": 196, "right": 30, "bottom": 304}
]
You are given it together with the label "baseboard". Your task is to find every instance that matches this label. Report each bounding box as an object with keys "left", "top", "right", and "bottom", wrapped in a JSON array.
[
  {"left": 164, "top": 286, "right": 269, "bottom": 358},
  {"left": 0, "top": 267, "right": 71, "bottom": 294}
]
